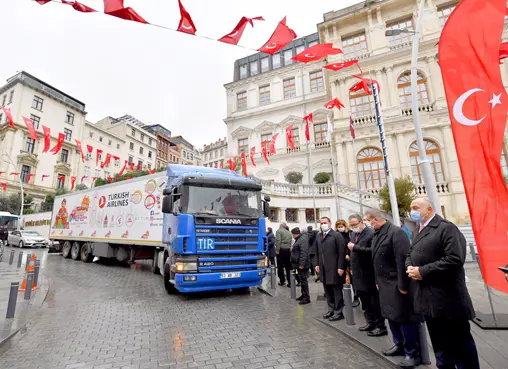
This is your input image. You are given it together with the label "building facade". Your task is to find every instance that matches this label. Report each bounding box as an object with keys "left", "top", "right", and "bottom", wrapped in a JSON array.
[
  {"left": 201, "top": 137, "right": 228, "bottom": 168},
  {"left": 144, "top": 124, "right": 176, "bottom": 169},
  {"left": 170, "top": 136, "right": 196, "bottom": 165},
  {"left": 0, "top": 71, "right": 86, "bottom": 205}
]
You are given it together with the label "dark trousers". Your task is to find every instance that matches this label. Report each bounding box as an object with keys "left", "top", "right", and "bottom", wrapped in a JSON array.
[
  {"left": 277, "top": 249, "right": 291, "bottom": 285},
  {"left": 357, "top": 289, "right": 385, "bottom": 328},
  {"left": 323, "top": 283, "right": 344, "bottom": 315},
  {"left": 389, "top": 320, "right": 420, "bottom": 359},
  {"left": 268, "top": 257, "right": 275, "bottom": 266},
  {"left": 297, "top": 269, "right": 310, "bottom": 300},
  {"left": 425, "top": 316, "right": 480, "bottom": 369}
]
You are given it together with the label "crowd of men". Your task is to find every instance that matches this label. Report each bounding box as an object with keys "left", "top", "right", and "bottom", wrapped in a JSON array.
[{"left": 266, "top": 198, "right": 480, "bottom": 369}]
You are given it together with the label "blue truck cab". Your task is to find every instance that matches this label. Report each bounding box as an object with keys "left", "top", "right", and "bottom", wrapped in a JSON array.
[{"left": 161, "top": 165, "right": 270, "bottom": 293}]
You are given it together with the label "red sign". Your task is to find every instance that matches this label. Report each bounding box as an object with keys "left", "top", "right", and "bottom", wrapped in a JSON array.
[{"left": 98, "top": 196, "right": 106, "bottom": 209}]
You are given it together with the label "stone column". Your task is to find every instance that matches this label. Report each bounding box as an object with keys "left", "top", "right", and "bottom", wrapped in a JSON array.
[
  {"left": 440, "top": 126, "right": 456, "bottom": 182},
  {"left": 298, "top": 209, "right": 307, "bottom": 225},
  {"left": 345, "top": 141, "right": 355, "bottom": 186},
  {"left": 340, "top": 79, "right": 350, "bottom": 117},
  {"left": 279, "top": 207, "right": 287, "bottom": 223},
  {"left": 387, "top": 134, "right": 401, "bottom": 178},
  {"left": 426, "top": 56, "right": 445, "bottom": 107},
  {"left": 386, "top": 67, "right": 398, "bottom": 108},
  {"left": 336, "top": 141, "right": 349, "bottom": 185},
  {"left": 396, "top": 133, "right": 410, "bottom": 177}
]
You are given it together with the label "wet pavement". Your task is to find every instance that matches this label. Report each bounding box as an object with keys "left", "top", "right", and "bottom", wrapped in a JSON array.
[{"left": 0, "top": 252, "right": 392, "bottom": 369}]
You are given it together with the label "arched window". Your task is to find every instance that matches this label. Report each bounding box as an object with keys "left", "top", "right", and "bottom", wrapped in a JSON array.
[
  {"left": 349, "top": 89, "right": 375, "bottom": 119},
  {"left": 398, "top": 72, "right": 429, "bottom": 109},
  {"left": 357, "top": 147, "right": 386, "bottom": 189},
  {"left": 409, "top": 140, "right": 445, "bottom": 184}
]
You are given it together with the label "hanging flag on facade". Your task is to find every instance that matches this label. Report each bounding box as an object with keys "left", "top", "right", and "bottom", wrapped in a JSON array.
[
  {"left": 27, "top": 174, "right": 35, "bottom": 183},
  {"left": 249, "top": 146, "right": 256, "bottom": 167},
  {"left": 96, "top": 149, "right": 103, "bottom": 166},
  {"left": 258, "top": 17, "right": 297, "bottom": 55},
  {"left": 325, "top": 98, "right": 345, "bottom": 110},
  {"left": 303, "top": 113, "right": 313, "bottom": 142},
  {"left": 261, "top": 141, "right": 270, "bottom": 164},
  {"left": 49, "top": 133, "right": 65, "bottom": 155},
  {"left": 75, "top": 139, "right": 86, "bottom": 162},
  {"left": 269, "top": 133, "right": 279, "bottom": 154},
  {"left": 177, "top": 0, "right": 197, "bottom": 35},
  {"left": 101, "top": 153, "right": 112, "bottom": 168},
  {"left": 292, "top": 43, "right": 342, "bottom": 63},
  {"left": 42, "top": 126, "right": 51, "bottom": 153},
  {"left": 218, "top": 16, "right": 264, "bottom": 45},
  {"left": 103, "top": 0, "right": 148, "bottom": 24},
  {"left": 350, "top": 75, "right": 380, "bottom": 96},
  {"left": 71, "top": 176, "right": 77, "bottom": 190},
  {"left": 9, "top": 172, "right": 20, "bottom": 176},
  {"left": 80, "top": 176, "right": 87, "bottom": 183},
  {"left": 22, "top": 117, "right": 39, "bottom": 141},
  {"left": 41, "top": 174, "right": 50, "bottom": 182},
  {"left": 118, "top": 160, "right": 128, "bottom": 176},
  {"left": 0, "top": 183, "right": 6, "bottom": 192},
  {"left": 0, "top": 107, "right": 14, "bottom": 128},
  {"left": 240, "top": 153, "right": 248, "bottom": 177},
  {"left": 349, "top": 116, "right": 356, "bottom": 139},
  {"left": 286, "top": 125, "right": 295, "bottom": 150},
  {"left": 324, "top": 60, "right": 359, "bottom": 72}
]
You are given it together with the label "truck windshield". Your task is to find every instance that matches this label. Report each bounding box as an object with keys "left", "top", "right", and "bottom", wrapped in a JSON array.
[
  {"left": 0, "top": 215, "right": 19, "bottom": 231},
  {"left": 186, "top": 186, "right": 262, "bottom": 218}
]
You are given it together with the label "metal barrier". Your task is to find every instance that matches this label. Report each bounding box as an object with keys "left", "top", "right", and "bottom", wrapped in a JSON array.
[
  {"left": 6, "top": 282, "right": 19, "bottom": 319},
  {"left": 9, "top": 249, "right": 15, "bottom": 265},
  {"left": 290, "top": 271, "right": 296, "bottom": 299},
  {"left": 24, "top": 272, "right": 34, "bottom": 300},
  {"left": 17, "top": 252, "right": 23, "bottom": 268},
  {"left": 270, "top": 266, "right": 277, "bottom": 289},
  {"left": 343, "top": 284, "right": 356, "bottom": 326},
  {"left": 419, "top": 322, "right": 432, "bottom": 365}
]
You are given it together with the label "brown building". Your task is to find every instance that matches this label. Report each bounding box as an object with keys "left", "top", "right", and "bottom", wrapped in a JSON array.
[{"left": 145, "top": 124, "right": 180, "bottom": 169}]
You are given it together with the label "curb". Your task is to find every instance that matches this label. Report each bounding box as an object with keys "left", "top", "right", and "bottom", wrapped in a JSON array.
[{"left": 257, "top": 286, "right": 275, "bottom": 297}]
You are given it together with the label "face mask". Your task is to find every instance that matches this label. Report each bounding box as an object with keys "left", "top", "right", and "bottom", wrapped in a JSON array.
[
  {"left": 364, "top": 221, "right": 371, "bottom": 227},
  {"left": 352, "top": 227, "right": 361, "bottom": 234},
  {"left": 337, "top": 227, "right": 346, "bottom": 232},
  {"left": 320, "top": 223, "right": 329, "bottom": 232},
  {"left": 410, "top": 210, "right": 424, "bottom": 223}
]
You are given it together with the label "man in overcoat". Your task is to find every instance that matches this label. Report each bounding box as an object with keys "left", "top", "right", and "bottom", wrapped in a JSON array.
[
  {"left": 290, "top": 227, "right": 311, "bottom": 305},
  {"left": 313, "top": 216, "right": 346, "bottom": 321},
  {"left": 276, "top": 222, "right": 292, "bottom": 287},
  {"left": 347, "top": 213, "right": 387, "bottom": 337},
  {"left": 365, "top": 210, "right": 421, "bottom": 369},
  {"left": 406, "top": 198, "right": 479, "bottom": 369},
  {"left": 266, "top": 227, "right": 276, "bottom": 266}
]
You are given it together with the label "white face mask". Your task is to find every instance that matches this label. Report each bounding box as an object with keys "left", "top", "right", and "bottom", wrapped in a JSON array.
[
  {"left": 364, "top": 221, "right": 371, "bottom": 227},
  {"left": 320, "top": 223, "right": 330, "bottom": 232},
  {"left": 352, "top": 227, "right": 362, "bottom": 234},
  {"left": 337, "top": 227, "right": 346, "bottom": 232}
]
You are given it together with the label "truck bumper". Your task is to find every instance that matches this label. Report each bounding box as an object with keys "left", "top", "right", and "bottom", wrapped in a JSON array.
[{"left": 175, "top": 269, "right": 267, "bottom": 293}]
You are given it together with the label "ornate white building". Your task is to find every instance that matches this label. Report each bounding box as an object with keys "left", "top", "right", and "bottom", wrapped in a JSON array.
[
  {"left": 202, "top": 137, "right": 228, "bottom": 168},
  {"left": 225, "top": 0, "right": 508, "bottom": 227}
]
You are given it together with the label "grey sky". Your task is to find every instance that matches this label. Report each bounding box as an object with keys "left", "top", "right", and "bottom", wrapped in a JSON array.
[{"left": 2, "top": 0, "right": 360, "bottom": 148}]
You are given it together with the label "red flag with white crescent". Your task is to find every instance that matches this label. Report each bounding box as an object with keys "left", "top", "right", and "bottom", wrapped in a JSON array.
[
  {"left": 241, "top": 153, "right": 248, "bottom": 177},
  {"left": 249, "top": 146, "right": 256, "bottom": 167},
  {"left": 41, "top": 174, "right": 50, "bottom": 182},
  {"left": 42, "top": 126, "right": 51, "bottom": 153},
  {"left": 303, "top": 113, "right": 313, "bottom": 142},
  {"left": 439, "top": 0, "right": 508, "bottom": 293},
  {"left": 71, "top": 176, "right": 77, "bottom": 190},
  {"left": 269, "top": 133, "right": 278, "bottom": 154},
  {"left": 499, "top": 42, "right": 508, "bottom": 62},
  {"left": 9, "top": 172, "right": 20, "bottom": 176},
  {"left": 219, "top": 16, "right": 264, "bottom": 45},
  {"left": 261, "top": 141, "right": 270, "bottom": 165},
  {"left": 50, "top": 133, "right": 65, "bottom": 155},
  {"left": 62, "top": 0, "right": 96, "bottom": 12},
  {"left": 324, "top": 60, "right": 359, "bottom": 72},
  {"left": 27, "top": 174, "right": 35, "bottom": 183},
  {"left": 285, "top": 125, "right": 295, "bottom": 150},
  {"left": 349, "top": 116, "right": 356, "bottom": 139},
  {"left": 292, "top": 43, "right": 342, "bottom": 64},
  {"left": 101, "top": 153, "right": 112, "bottom": 168},
  {"left": 75, "top": 139, "right": 85, "bottom": 162},
  {"left": 258, "top": 17, "right": 297, "bottom": 55},
  {"left": 350, "top": 75, "right": 380, "bottom": 96},
  {"left": 103, "top": 0, "right": 147, "bottom": 24},
  {"left": 325, "top": 98, "right": 345, "bottom": 110},
  {"left": 0, "top": 183, "right": 5, "bottom": 192},
  {"left": 22, "top": 117, "right": 39, "bottom": 140},
  {"left": 177, "top": 0, "right": 197, "bottom": 35},
  {"left": 36, "top": 0, "right": 51, "bottom": 4},
  {"left": 0, "top": 107, "right": 14, "bottom": 128},
  {"left": 80, "top": 176, "right": 87, "bottom": 183},
  {"left": 129, "top": 162, "right": 135, "bottom": 171},
  {"left": 96, "top": 149, "right": 103, "bottom": 166},
  {"left": 118, "top": 160, "right": 128, "bottom": 176},
  {"left": 86, "top": 144, "right": 93, "bottom": 153}
]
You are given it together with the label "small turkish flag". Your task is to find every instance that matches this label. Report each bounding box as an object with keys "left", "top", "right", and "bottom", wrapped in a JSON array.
[
  {"left": 0, "top": 107, "right": 14, "bottom": 128},
  {"left": 219, "top": 162, "right": 224, "bottom": 169},
  {"left": 96, "top": 149, "right": 103, "bottom": 166},
  {"left": 227, "top": 158, "right": 236, "bottom": 171},
  {"left": 10, "top": 172, "right": 20, "bottom": 176},
  {"left": 36, "top": 0, "right": 51, "bottom": 4},
  {"left": 112, "top": 155, "right": 120, "bottom": 161},
  {"left": 325, "top": 98, "right": 345, "bottom": 110},
  {"left": 42, "top": 126, "right": 51, "bottom": 153},
  {"left": 249, "top": 146, "right": 256, "bottom": 167},
  {"left": 324, "top": 60, "right": 359, "bottom": 72},
  {"left": 41, "top": 174, "right": 50, "bottom": 182},
  {"left": 104, "top": 0, "right": 147, "bottom": 23},
  {"left": 62, "top": 0, "right": 96, "bottom": 12},
  {"left": 149, "top": 169, "right": 157, "bottom": 174},
  {"left": 50, "top": 133, "right": 65, "bottom": 155},
  {"left": 27, "top": 174, "right": 35, "bottom": 183},
  {"left": 81, "top": 176, "right": 87, "bottom": 183},
  {"left": 107, "top": 177, "right": 113, "bottom": 183},
  {"left": 240, "top": 153, "right": 248, "bottom": 177},
  {"left": 304, "top": 113, "right": 313, "bottom": 142},
  {"left": 349, "top": 116, "right": 356, "bottom": 139},
  {"left": 86, "top": 144, "right": 93, "bottom": 153},
  {"left": 350, "top": 75, "right": 380, "bottom": 96},
  {"left": 22, "top": 117, "right": 39, "bottom": 141},
  {"left": 292, "top": 43, "right": 342, "bottom": 64},
  {"left": 269, "top": 133, "right": 278, "bottom": 154},
  {"left": 101, "top": 153, "right": 112, "bottom": 169},
  {"left": 136, "top": 164, "right": 142, "bottom": 170},
  {"left": 258, "top": 17, "right": 297, "bottom": 55},
  {"left": 177, "top": 0, "right": 197, "bottom": 35},
  {"left": 119, "top": 160, "right": 128, "bottom": 176},
  {"left": 58, "top": 175, "right": 66, "bottom": 182},
  {"left": 218, "top": 16, "right": 264, "bottom": 45},
  {"left": 0, "top": 183, "right": 5, "bottom": 192},
  {"left": 261, "top": 141, "right": 270, "bottom": 165},
  {"left": 75, "top": 139, "right": 86, "bottom": 163},
  {"left": 286, "top": 125, "right": 296, "bottom": 150},
  {"left": 129, "top": 162, "right": 135, "bottom": 171},
  {"left": 71, "top": 176, "right": 77, "bottom": 189}
]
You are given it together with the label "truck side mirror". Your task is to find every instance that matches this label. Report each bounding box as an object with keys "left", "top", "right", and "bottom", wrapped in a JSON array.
[
  {"left": 263, "top": 201, "right": 270, "bottom": 218},
  {"left": 162, "top": 196, "right": 173, "bottom": 214}
]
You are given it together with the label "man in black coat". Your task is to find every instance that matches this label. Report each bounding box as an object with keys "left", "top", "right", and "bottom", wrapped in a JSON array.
[
  {"left": 307, "top": 225, "right": 317, "bottom": 276},
  {"left": 347, "top": 213, "right": 387, "bottom": 337},
  {"left": 290, "top": 227, "right": 310, "bottom": 305},
  {"left": 406, "top": 198, "right": 479, "bottom": 369},
  {"left": 313, "top": 217, "right": 346, "bottom": 321},
  {"left": 266, "top": 227, "right": 276, "bottom": 266},
  {"left": 365, "top": 210, "right": 421, "bottom": 369}
]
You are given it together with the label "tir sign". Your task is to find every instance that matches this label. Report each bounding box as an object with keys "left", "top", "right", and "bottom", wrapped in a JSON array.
[{"left": 197, "top": 238, "right": 215, "bottom": 250}]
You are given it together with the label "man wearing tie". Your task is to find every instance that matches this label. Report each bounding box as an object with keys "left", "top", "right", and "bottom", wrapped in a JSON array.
[{"left": 406, "top": 198, "right": 480, "bottom": 369}]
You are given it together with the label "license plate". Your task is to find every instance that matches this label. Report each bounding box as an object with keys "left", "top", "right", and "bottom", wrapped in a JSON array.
[{"left": 220, "top": 272, "right": 241, "bottom": 279}]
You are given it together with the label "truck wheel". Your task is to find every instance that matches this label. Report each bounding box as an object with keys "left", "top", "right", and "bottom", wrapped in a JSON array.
[
  {"left": 62, "top": 241, "right": 72, "bottom": 259},
  {"left": 81, "top": 243, "right": 94, "bottom": 263},
  {"left": 71, "top": 242, "right": 81, "bottom": 260},
  {"left": 151, "top": 251, "right": 160, "bottom": 275},
  {"left": 164, "top": 265, "right": 178, "bottom": 295}
]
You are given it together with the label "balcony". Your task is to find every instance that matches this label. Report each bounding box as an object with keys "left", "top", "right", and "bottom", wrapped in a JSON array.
[
  {"left": 389, "top": 40, "right": 412, "bottom": 51},
  {"left": 352, "top": 114, "right": 376, "bottom": 126},
  {"left": 401, "top": 103, "right": 435, "bottom": 116},
  {"left": 414, "top": 182, "right": 450, "bottom": 196}
]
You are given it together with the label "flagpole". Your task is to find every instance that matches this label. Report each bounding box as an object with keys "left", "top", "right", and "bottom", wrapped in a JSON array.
[{"left": 327, "top": 114, "right": 341, "bottom": 221}]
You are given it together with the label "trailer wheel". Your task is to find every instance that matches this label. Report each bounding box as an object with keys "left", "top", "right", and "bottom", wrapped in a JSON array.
[
  {"left": 62, "top": 241, "right": 72, "bottom": 259},
  {"left": 71, "top": 242, "right": 81, "bottom": 260},
  {"left": 81, "top": 243, "right": 94, "bottom": 263},
  {"left": 152, "top": 251, "right": 160, "bottom": 275},
  {"left": 164, "top": 265, "right": 178, "bottom": 295}
]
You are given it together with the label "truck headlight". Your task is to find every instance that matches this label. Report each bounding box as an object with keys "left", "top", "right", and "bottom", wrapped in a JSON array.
[
  {"left": 175, "top": 262, "right": 197, "bottom": 272},
  {"left": 257, "top": 258, "right": 268, "bottom": 268}
]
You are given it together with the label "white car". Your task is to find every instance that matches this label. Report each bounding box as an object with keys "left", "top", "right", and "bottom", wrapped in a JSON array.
[{"left": 8, "top": 230, "right": 50, "bottom": 248}]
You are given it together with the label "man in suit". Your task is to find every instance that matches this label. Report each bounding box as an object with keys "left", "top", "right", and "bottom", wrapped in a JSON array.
[
  {"left": 276, "top": 222, "right": 292, "bottom": 287},
  {"left": 290, "top": 227, "right": 311, "bottom": 305},
  {"left": 347, "top": 213, "right": 387, "bottom": 337},
  {"left": 266, "top": 227, "right": 276, "bottom": 266},
  {"left": 365, "top": 210, "right": 421, "bottom": 369},
  {"left": 307, "top": 225, "right": 317, "bottom": 276},
  {"left": 313, "top": 216, "right": 346, "bottom": 321},
  {"left": 406, "top": 198, "right": 480, "bottom": 369}
]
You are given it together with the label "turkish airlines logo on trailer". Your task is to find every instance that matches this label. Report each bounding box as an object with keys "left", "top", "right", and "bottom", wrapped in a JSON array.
[{"left": 215, "top": 219, "right": 242, "bottom": 225}]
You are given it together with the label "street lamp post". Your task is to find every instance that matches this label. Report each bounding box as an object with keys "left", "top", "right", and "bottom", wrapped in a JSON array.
[
  {"left": 1, "top": 152, "right": 24, "bottom": 225},
  {"left": 385, "top": 0, "right": 442, "bottom": 216}
]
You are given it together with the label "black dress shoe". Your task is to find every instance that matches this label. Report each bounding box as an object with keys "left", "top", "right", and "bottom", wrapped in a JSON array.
[
  {"left": 382, "top": 344, "right": 404, "bottom": 357},
  {"left": 323, "top": 312, "right": 334, "bottom": 319},
  {"left": 296, "top": 295, "right": 303, "bottom": 301},
  {"left": 329, "top": 314, "right": 344, "bottom": 322},
  {"left": 287, "top": 284, "right": 291, "bottom": 288},
  {"left": 398, "top": 356, "right": 421, "bottom": 368},
  {"left": 352, "top": 299, "right": 360, "bottom": 308},
  {"left": 278, "top": 282, "right": 285, "bottom": 286},
  {"left": 367, "top": 327, "right": 388, "bottom": 337},
  {"left": 296, "top": 283, "right": 301, "bottom": 287},
  {"left": 359, "top": 323, "right": 376, "bottom": 332},
  {"left": 299, "top": 299, "right": 310, "bottom": 305}
]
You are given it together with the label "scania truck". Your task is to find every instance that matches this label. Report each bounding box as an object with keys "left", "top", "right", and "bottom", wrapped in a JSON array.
[{"left": 49, "top": 165, "right": 270, "bottom": 293}]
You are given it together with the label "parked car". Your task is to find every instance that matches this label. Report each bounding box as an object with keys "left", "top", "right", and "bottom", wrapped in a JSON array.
[{"left": 8, "top": 230, "right": 50, "bottom": 248}]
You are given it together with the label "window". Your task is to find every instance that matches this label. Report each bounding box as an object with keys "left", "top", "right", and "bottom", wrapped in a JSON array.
[
  {"left": 296, "top": 45, "right": 305, "bottom": 54},
  {"left": 342, "top": 33, "right": 368, "bottom": 60},
  {"left": 60, "top": 149, "right": 69, "bottom": 163},
  {"left": 94, "top": 168, "right": 100, "bottom": 177},
  {"left": 214, "top": 151, "right": 218, "bottom": 159},
  {"left": 141, "top": 133, "right": 145, "bottom": 142},
  {"left": 32, "top": 96, "right": 44, "bottom": 110},
  {"left": 285, "top": 208, "right": 298, "bottom": 223},
  {"left": 2, "top": 95, "right": 5, "bottom": 106},
  {"left": 398, "top": 72, "right": 429, "bottom": 109},
  {"left": 25, "top": 137, "right": 35, "bottom": 153},
  {"left": 108, "top": 140, "right": 112, "bottom": 146},
  {"left": 220, "top": 148, "right": 224, "bottom": 156},
  {"left": 250, "top": 61, "right": 259, "bottom": 76},
  {"left": 129, "top": 142, "right": 134, "bottom": 151},
  {"left": 287, "top": 127, "right": 300, "bottom": 147},
  {"left": 84, "top": 166, "right": 90, "bottom": 177},
  {"left": 148, "top": 151, "right": 152, "bottom": 159},
  {"left": 261, "top": 133, "right": 271, "bottom": 146},
  {"left": 138, "top": 160, "right": 143, "bottom": 167},
  {"left": 116, "top": 143, "right": 120, "bottom": 149},
  {"left": 409, "top": 140, "right": 445, "bottom": 184},
  {"left": 272, "top": 53, "right": 281, "bottom": 69},
  {"left": 65, "top": 111, "right": 74, "bottom": 125},
  {"left": 238, "top": 138, "right": 249, "bottom": 155},
  {"left": 89, "top": 131, "right": 93, "bottom": 138},
  {"left": 204, "top": 153, "right": 208, "bottom": 160},
  {"left": 64, "top": 128, "right": 72, "bottom": 141},
  {"left": 308, "top": 40, "right": 318, "bottom": 48},
  {"left": 147, "top": 163, "right": 151, "bottom": 170},
  {"left": 237, "top": 91, "right": 247, "bottom": 110},
  {"left": 349, "top": 90, "right": 375, "bottom": 118},
  {"left": 104, "top": 171, "right": 110, "bottom": 179},
  {"left": 357, "top": 148, "right": 386, "bottom": 189},
  {"left": 21, "top": 165, "right": 31, "bottom": 183},
  {"left": 261, "top": 57, "right": 269, "bottom": 73},
  {"left": 139, "top": 147, "right": 144, "bottom": 155},
  {"left": 306, "top": 209, "right": 320, "bottom": 223},
  {"left": 283, "top": 78, "right": 296, "bottom": 99},
  {"left": 99, "top": 136, "right": 103, "bottom": 143},
  {"left": 310, "top": 70, "right": 324, "bottom": 92},
  {"left": 128, "top": 156, "right": 133, "bottom": 164},
  {"left": 239, "top": 64, "right": 247, "bottom": 79},
  {"left": 314, "top": 122, "right": 328, "bottom": 143},
  {"left": 8, "top": 91, "right": 14, "bottom": 104},
  {"left": 284, "top": 49, "right": 293, "bottom": 66},
  {"left": 149, "top": 138, "right": 152, "bottom": 146},
  {"left": 131, "top": 128, "right": 136, "bottom": 137},
  {"left": 387, "top": 18, "right": 414, "bottom": 48},
  {"left": 30, "top": 114, "right": 40, "bottom": 129},
  {"left": 57, "top": 174, "right": 66, "bottom": 189},
  {"left": 259, "top": 85, "right": 271, "bottom": 105},
  {"left": 269, "top": 208, "right": 279, "bottom": 222},
  {"left": 438, "top": 4, "right": 456, "bottom": 27}
]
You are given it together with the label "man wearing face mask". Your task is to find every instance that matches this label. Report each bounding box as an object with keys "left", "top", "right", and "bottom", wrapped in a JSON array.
[
  {"left": 290, "top": 227, "right": 311, "bottom": 305},
  {"left": 406, "top": 198, "right": 479, "bottom": 369},
  {"left": 363, "top": 215, "right": 372, "bottom": 228},
  {"left": 313, "top": 217, "right": 347, "bottom": 321}
]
